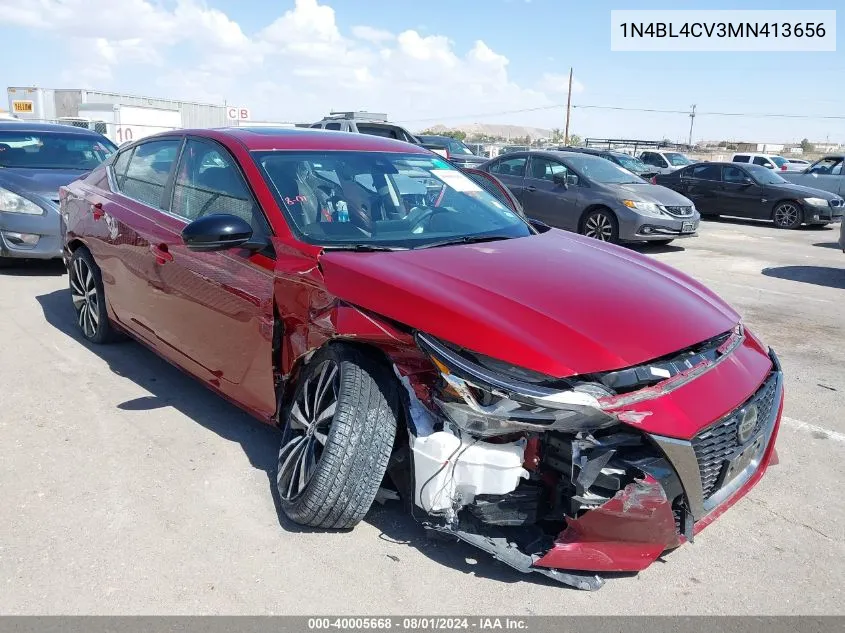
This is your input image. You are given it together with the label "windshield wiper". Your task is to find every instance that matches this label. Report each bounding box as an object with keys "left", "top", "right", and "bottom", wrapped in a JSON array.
[
  {"left": 321, "top": 244, "right": 402, "bottom": 252},
  {"left": 414, "top": 234, "right": 514, "bottom": 250}
]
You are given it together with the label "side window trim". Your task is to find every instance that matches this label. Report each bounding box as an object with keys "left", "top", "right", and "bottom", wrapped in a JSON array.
[
  {"left": 110, "top": 136, "right": 184, "bottom": 213},
  {"left": 173, "top": 135, "right": 275, "bottom": 241},
  {"left": 107, "top": 146, "right": 136, "bottom": 192}
]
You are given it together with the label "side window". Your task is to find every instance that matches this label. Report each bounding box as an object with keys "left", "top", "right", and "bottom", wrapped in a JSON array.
[
  {"left": 122, "top": 139, "right": 181, "bottom": 208},
  {"left": 654, "top": 154, "right": 669, "bottom": 167},
  {"left": 310, "top": 123, "right": 323, "bottom": 129},
  {"left": 110, "top": 148, "right": 133, "bottom": 190},
  {"left": 723, "top": 166, "right": 748, "bottom": 183},
  {"left": 690, "top": 164, "right": 722, "bottom": 181},
  {"left": 733, "top": 155, "right": 750, "bottom": 163},
  {"left": 489, "top": 156, "right": 527, "bottom": 177},
  {"left": 527, "top": 156, "right": 566, "bottom": 181},
  {"left": 808, "top": 158, "right": 843, "bottom": 175},
  {"left": 170, "top": 140, "right": 268, "bottom": 239},
  {"left": 752, "top": 156, "right": 769, "bottom": 167},
  {"left": 324, "top": 122, "right": 341, "bottom": 131}
]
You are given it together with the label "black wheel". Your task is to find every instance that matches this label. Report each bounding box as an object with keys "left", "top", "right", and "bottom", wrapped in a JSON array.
[
  {"left": 772, "top": 201, "right": 803, "bottom": 229},
  {"left": 69, "top": 248, "right": 121, "bottom": 344},
  {"left": 277, "top": 344, "right": 398, "bottom": 529},
  {"left": 580, "top": 208, "right": 619, "bottom": 243}
]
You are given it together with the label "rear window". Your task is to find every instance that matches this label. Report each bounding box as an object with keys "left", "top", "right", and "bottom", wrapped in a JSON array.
[
  {"left": 0, "top": 132, "right": 116, "bottom": 170},
  {"left": 733, "top": 155, "right": 750, "bottom": 163}
]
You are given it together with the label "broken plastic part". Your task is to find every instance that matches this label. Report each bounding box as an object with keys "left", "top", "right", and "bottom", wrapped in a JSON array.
[{"left": 412, "top": 432, "right": 528, "bottom": 513}]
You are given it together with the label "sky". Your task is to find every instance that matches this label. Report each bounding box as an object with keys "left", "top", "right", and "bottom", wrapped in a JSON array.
[{"left": 0, "top": 0, "right": 842, "bottom": 143}]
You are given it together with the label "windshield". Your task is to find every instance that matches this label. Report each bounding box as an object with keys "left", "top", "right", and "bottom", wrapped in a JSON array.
[
  {"left": 769, "top": 156, "right": 788, "bottom": 168},
  {"left": 447, "top": 139, "right": 475, "bottom": 156},
  {"left": 664, "top": 152, "right": 694, "bottom": 166},
  {"left": 563, "top": 154, "right": 644, "bottom": 184},
  {"left": 0, "top": 132, "right": 116, "bottom": 170},
  {"left": 614, "top": 154, "right": 650, "bottom": 175},
  {"left": 254, "top": 151, "right": 531, "bottom": 249},
  {"left": 746, "top": 164, "right": 788, "bottom": 184}
]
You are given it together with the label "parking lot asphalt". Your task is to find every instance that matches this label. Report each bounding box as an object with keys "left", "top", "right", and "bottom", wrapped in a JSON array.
[{"left": 1, "top": 218, "right": 843, "bottom": 615}]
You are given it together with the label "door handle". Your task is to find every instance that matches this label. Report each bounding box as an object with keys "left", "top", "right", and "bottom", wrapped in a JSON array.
[
  {"left": 149, "top": 243, "right": 173, "bottom": 264},
  {"left": 525, "top": 186, "right": 537, "bottom": 192},
  {"left": 91, "top": 202, "right": 104, "bottom": 220}
]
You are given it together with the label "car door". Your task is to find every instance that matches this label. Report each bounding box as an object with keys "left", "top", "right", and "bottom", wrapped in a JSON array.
[
  {"left": 721, "top": 165, "right": 765, "bottom": 218},
  {"left": 682, "top": 163, "right": 723, "bottom": 214},
  {"left": 485, "top": 155, "right": 528, "bottom": 198},
  {"left": 520, "top": 155, "right": 580, "bottom": 229},
  {"left": 91, "top": 137, "right": 184, "bottom": 341},
  {"left": 141, "top": 137, "right": 278, "bottom": 419}
]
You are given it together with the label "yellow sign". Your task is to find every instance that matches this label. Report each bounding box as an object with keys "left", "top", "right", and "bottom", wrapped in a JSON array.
[{"left": 12, "top": 101, "right": 34, "bottom": 113}]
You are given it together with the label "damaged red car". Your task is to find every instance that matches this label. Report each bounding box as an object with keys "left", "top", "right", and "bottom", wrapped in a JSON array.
[{"left": 60, "top": 128, "right": 783, "bottom": 590}]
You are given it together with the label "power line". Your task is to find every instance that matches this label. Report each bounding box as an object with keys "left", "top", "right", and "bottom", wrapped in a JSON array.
[{"left": 399, "top": 102, "right": 845, "bottom": 125}]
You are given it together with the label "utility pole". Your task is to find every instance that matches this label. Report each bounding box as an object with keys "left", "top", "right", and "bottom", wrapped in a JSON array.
[
  {"left": 688, "top": 104, "right": 697, "bottom": 148},
  {"left": 563, "top": 67, "right": 573, "bottom": 146}
]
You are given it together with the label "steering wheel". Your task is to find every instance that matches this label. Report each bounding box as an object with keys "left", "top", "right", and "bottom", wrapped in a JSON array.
[{"left": 406, "top": 205, "right": 454, "bottom": 231}]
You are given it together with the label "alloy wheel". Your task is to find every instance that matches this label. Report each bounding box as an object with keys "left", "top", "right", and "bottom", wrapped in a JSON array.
[
  {"left": 584, "top": 212, "right": 614, "bottom": 241},
  {"left": 774, "top": 203, "right": 799, "bottom": 228},
  {"left": 70, "top": 257, "right": 100, "bottom": 339},
  {"left": 277, "top": 360, "right": 340, "bottom": 502}
]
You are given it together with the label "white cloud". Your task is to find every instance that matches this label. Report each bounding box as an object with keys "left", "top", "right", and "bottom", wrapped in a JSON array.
[
  {"left": 351, "top": 25, "right": 394, "bottom": 43},
  {"left": 1, "top": 0, "right": 577, "bottom": 129}
]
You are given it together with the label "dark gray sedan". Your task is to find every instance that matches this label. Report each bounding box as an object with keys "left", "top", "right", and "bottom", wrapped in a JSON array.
[
  {"left": 479, "top": 150, "right": 699, "bottom": 244},
  {"left": 0, "top": 122, "right": 116, "bottom": 266}
]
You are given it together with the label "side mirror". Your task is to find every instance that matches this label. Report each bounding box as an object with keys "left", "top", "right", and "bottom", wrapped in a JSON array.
[
  {"left": 742, "top": 176, "right": 754, "bottom": 185},
  {"left": 552, "top": 172, "right": 569, "bottom": 186},
  {"left": 566, "top": 174, "right": 579, "bottom": 187},
  {"left": 529, "top": 218, "right": 551, "bottom": 232},
  {"left": 764, "top": 164, "right": 774, "bottom": 169},
  {"left": 182, "top": 214, "right": 256, "bottom": 252}
]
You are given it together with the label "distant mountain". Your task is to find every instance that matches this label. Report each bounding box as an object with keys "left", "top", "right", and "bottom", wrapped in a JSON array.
[{"left": 419, "top": 122, "right": 553, "bottom": 141}]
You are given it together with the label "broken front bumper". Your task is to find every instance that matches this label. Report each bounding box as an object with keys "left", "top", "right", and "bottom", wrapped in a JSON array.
[{"left": 415, "top": 341, "right": 783, "bottom": 589}]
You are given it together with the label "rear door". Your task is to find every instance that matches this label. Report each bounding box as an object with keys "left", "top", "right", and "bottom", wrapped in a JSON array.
[
  {"left": 93, "top": 137, "right": 184, "bottom": 341},
  {"left": 142, "top": 137, "right": 278, "bottom": 419},
  {"left": 682, "top": 163, "right": 723, "bottom": 215},
  {"left": 485, "top": 155, "right": 528, "bottom": 199},
  {"left": 520, "top": 155, "right": 580, "bottom": 230}
]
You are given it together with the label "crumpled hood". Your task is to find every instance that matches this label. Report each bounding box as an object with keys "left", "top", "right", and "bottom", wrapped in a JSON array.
[
  {"left": 611, "top": 182, "right": 694, "bottom": 206},
  {"left": 318, "top": 230, "right": 739, "bottom": 377},
  {"left": 0, "top": 168, "right": 89, "bottom": 203}
]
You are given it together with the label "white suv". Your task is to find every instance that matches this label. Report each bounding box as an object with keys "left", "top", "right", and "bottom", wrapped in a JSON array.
[
  {"left": 310, "top": 111, "right": 419, "bottom": 144},
  {"left": 731, "top": 153, "right": 790, "bottom": 171}
]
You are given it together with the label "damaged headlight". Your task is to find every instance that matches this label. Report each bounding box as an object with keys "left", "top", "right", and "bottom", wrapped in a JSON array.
[{"left": 416, "top": 333, "right": 618, "bottom": 438}]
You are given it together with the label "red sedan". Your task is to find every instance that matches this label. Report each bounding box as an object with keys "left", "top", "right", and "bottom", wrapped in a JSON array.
[{"left": 60, "top": 128, "right": 783, "bottom": 590}]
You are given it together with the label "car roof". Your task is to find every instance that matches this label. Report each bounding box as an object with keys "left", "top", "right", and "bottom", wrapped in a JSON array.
[
  {"left": 145, "top": 127, "right": 431, "bottom": 154},
  {"left": 0, "top": 120, "right": 107, "bottom": 137}
]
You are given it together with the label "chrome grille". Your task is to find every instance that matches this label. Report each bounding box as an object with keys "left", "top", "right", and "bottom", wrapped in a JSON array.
[
  {"left": 691, "top": 373, "right": 779, "bottom": 499},
  {"left": 663, "top": 205, "right": 694, "bottom": 217}
]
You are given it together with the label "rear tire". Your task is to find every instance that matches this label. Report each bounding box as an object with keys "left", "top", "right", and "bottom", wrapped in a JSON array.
[
  {"left": 580, "top": 208, "right": 619, "bottom": 244},
  {"left": 277, "top": 344, "right": 398, "bottom": 529},
  {"left": 69, "top": 248, "right": 122, "bottom": 344},
  {"left": 772, "top": 201, "right": 803, "bottom": 229}
]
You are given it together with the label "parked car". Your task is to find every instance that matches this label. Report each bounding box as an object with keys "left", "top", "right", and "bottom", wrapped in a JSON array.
[
  {"left": 638, "top": 150, "right": 695, "bottom": 174},
  {"left": 480, "top": 150, "right": 699, "bottom": 244},
  {"left": 840, "top": 216, "right": 845, "bottom": 252},
  {"left": 780, "top": 155, "right": 844, "bottom": 196},
  {"left": 310, "top": 111, "right": 419, "bottom": 144},
  {"left": 416, "top": 135, "right": 487, "bottom": 168},
  {"left": 0, "top": 121, "right": 116, "bottom": 266},
  {"left": 783, "top": 158, "right": 810, "bottom": 172},
  {"left": 61, "top": 127, "right": 783, "bottom": 590},
  {"left": 655, "top": 162, "right": 844, "bottom": 228},
  {"left": 731, "top": 153, "right": 790, "bottom": 172},
  {"left": 556, "top": 146, "right": 659, "bottom": 179}
]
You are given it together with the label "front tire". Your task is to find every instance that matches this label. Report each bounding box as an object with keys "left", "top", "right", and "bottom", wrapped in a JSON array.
[
  {"left": 580, "top": 208, "right": 619, "bottom": 243},
  {"left": 277, "top": 344, "right": 398, "bottom": 529},
  {"left": 69, "top": 248, "right": 121, "bottom": 344},
  {"left": 772, "top": 201, "right": 803, "bottom": 229}
]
